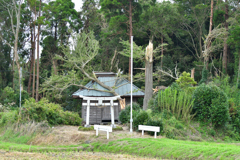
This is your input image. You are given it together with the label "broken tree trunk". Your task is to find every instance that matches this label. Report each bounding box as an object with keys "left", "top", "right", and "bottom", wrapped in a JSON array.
[{"left": 143, "top": 41, "right": 153, "bottom": 110}]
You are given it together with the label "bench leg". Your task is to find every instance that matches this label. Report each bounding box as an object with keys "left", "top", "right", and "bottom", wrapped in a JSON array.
[
  {"left": 154, "top": 132, "right": 157, "bottom": 138},
  {"left": 96, "top": 129, "right": 98, "bottom": 136},
  {"left": 107, "top": 131, "right": 109, "bottom": 139},
  {"left": 142, "top": 130, "right": 144, "bottom": 136}
]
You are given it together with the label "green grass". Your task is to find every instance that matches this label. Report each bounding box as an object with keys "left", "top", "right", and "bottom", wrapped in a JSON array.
[
  {"left": 0, "top": 138, "right": 240, "bottom": 159},
  {"left": 90, "top": 138, "right": 240, "bottom": 159}
]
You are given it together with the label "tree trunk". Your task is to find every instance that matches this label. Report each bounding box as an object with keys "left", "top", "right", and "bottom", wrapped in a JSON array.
[
  {"left": 199, "top": 28, "right": 203, "bottom": 60},
  {"left": 28, "top": 25, "right": 34, "bottom": 94},
  {"left": 161, "top": 36, "right": 163, "bottom": 68},
  {"left": 223, "top": 0, "right": 228, "bottom": 74},
  {"left": 237, "top": 49, "right": 240, "bottom": 87},
  {"left": 52, "top": 59, "right": 58, "bottom": 75},
  {"left": 143, "top": 42, "right": 153, "bottom": 110},
  {"left": 32, "top": 5, "right": 36, "bottom": 98},
  {"left": 128, "top": 0, "right": 132, "bottom": 80},
  {"left": 36, "top": 0, "right": 42, "bottom": 102},
  {"left": 12, "top": 53, "right": 14, "bottom": 90},
  {"left": 206, "top": 0, "right": 214, "bottom": 69}
]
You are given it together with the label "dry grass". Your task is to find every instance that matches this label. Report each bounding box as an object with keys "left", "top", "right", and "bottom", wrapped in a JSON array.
[
  {"left": 13, "top": 121, "right": 50, "bottom": 136},
  {"left": 0, "top": 149, "right": 159, "bottom": 160},
  {"left": 29, "top": 125, "right": 163, "bottom": 146}
]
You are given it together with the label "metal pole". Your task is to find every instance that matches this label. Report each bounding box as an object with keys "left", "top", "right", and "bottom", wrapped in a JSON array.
[
  {"left": 20, "top": 67, "right": 22, "bottom": 108},
  {"left": 130, "top": 36, "right": 133, "bottom": 133}
]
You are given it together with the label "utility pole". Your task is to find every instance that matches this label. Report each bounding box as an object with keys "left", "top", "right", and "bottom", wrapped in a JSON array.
[
  {"left": 20, "top": 67, "right": 22, "bottom": 107},
  {"left": 130, "top": 36, "right": 133, "bottom": 133}
]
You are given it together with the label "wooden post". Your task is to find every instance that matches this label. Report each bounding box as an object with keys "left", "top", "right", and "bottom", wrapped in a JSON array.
[
  {"left": 110, "top": 100, "right": 115, "bottom": 128},
  {"left": 85, "top": 100, "right": 90, "bottom": 127}
]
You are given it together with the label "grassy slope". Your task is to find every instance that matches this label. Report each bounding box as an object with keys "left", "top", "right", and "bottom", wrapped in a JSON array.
[
  {"left": 91, "top": 138, "right": 240, "bottom": 160},
  {"left": 1, "top": 138, "right": 240, "bottom": 159}
]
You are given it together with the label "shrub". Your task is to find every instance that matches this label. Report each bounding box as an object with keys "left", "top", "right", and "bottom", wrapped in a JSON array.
[
  {"left": 145, "top": 117, "right": 163, "bottom": 136},
  {"left": 78, "top": 126, "right": 94, "bottom": 131},
  {"left": 0, "top": 110, "right": 18, "bottom": 126},
  {"left": 192, "top": 84, "right": 229, "bottom": 127},
  {"left": 133, "top": 110, "right": 149, "bottom": 130},
  {"left": 176, "top": 71, "right": 197, "bottom": 88},
  {"left": 0, "top": 87, "right": 17, "bottom": 106},
  {"left": 157, "top": 88, "right": 194, "bottom": 122},
  {"left": 21, "top": 98, "right": 82, "bottom": 126},
  {"left": 119, "top": 102, "right": 141, "bottom": 124},
  {"left": 199, "top": 67, "right": 208, "bottom": 84},
  {"left": 119, "top": 110, "right": 128, "bottom": 124},
  {"left": 113, "top": 126, "right": 123, "bottom": 131}
]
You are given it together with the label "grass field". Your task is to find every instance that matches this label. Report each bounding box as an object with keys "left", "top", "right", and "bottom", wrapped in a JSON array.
[
  {"left": 1, "top": 138, "right": 240, "bottom": 159},
  {"left": 90, "top": 138, "right": 240, "bottom": 159}
]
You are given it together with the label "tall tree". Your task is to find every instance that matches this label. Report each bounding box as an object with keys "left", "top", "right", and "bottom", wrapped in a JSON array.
[
  {"left": 100, "top": 0, "right": 142, "bottom": 76},
  {"left": 205, "top": 0, "right": 214, "bottom": 69},
  {"left": 139, "top": 1, "right": 179, "bottom": 67},
  {"left": 223, "top": 0, "right": 229, "bottom": 73},
  {"left": 174, "top": 0, "right": 211, "bottom": 62},
  {"left": 36, "top": 0, "right": 43, "bottom": 101},
  {"left": 0, "top": 0, "right": 24, "bottom": 91}
]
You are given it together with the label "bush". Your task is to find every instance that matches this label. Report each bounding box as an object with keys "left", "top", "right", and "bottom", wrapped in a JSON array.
[
  {"left": 157, "top": 88, "right": 194, "bottom": 122},
  {"left": 119, "top": 102, "right": 141, "bottom": 124},
  {"left": 176, "top": 71, "right": 197, "bottom": 88},
  {"left": 0, "top": 87, "right": 17, "bottom": 107},
  {"left": 0, "top": 110, "right": 18, "bottom": 126},
  {"left": 192, "top": 84, "right": 230, "bottom": 127},
  {"left": 199, "top": 67, "right": 208, "bottom": 84},
  {"left": 21, "top": 98, "right": 82, "bottom": 126},
  {"left": 133, "top": 110, "right": 149, "bottom": 130},
  {"left": 113, "top": 126, "right": 123, "bottom": 131},
  {"left": 78, "top": 126, "right": 94, "bottom": 131},
  {"left": 145, "top": 117, "right": 163, "bottom": 136}
]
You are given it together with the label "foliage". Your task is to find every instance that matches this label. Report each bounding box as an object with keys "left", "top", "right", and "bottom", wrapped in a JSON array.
[
  {"left": 21, "top": 98, "right": 82, "bottom": 126},
  {"left": 41, "top": 31, "right": 100, "bottom": 97},
  {"left": 0, "top": 87, "right": 17, "bottom": 106},
  {"left": 0, "top": 121, "right": 49, "bottom": 144},
  {"left": 199, "top": 67, "right": 208, "bottom": 85},
  {"left": 133, "top": 110, "right": 149, "bottom": 130},
  {"left": 113, "top": 126, "right": 123, "bottom": 131},
  {"left": 154, "top": 88, "right": 194, "bottom": 122},
  {"left": 0, "top": 87, "right": 30, "bottom": 108},
  {"left": 78, "top": 126, "right": 94, "bottom": 131},
  {"left": 119, "top": 102, "right": 141, "bottom": 124},
  {"left": 192, "top": 84, "right": 230, "bottom": 127},
  {"left": 145, "top": 117, "right": 163, "bottom": 136},
  {"left": 0, "top": 110, "right": 18, "bottom": 127},
  {"left": 176, "top": 71, "right": 197, "bottom": 88}
]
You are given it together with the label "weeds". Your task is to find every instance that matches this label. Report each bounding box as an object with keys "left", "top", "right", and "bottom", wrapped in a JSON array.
[
  {"left": 157, "top": 88, "right": 194, "bottom": 122},
  {"left": 0, "top": 121, "right": 50, "bottom": 144}
]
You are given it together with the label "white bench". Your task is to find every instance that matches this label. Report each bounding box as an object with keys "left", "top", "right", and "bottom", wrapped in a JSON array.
[
  {"left": 138, "top": 125, "right": 160, "bottom": 138},
  {"left": 94, "top": 125, "right": 112, "bottom": 139}
]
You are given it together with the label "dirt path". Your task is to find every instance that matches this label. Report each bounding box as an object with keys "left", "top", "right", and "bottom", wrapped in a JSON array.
[
  {"left": 0, "top": 150, "right": 158, "bottom": 160},
  {"left": 29, "top": 125, "right": 163, "bottom": 146}
]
